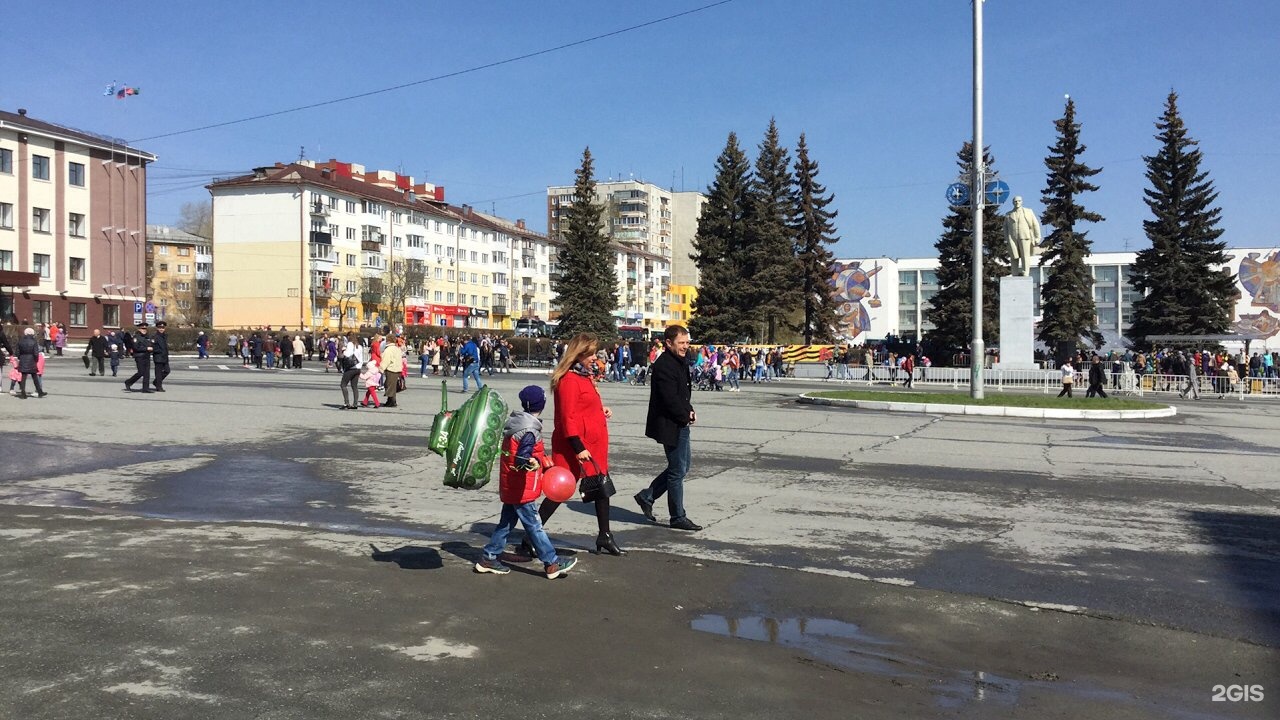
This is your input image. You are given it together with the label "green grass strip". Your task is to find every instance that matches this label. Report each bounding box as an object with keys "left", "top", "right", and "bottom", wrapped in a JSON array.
[{"left": 808, "top": 389, "right": 1166, "bottom": 410}]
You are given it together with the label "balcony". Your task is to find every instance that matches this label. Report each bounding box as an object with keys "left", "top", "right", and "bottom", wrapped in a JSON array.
[
  {"left": 309, "top": 245, "right": 338, "bottom": 264},
  {"left": 314, "top": 288, "right": 332, "bottom": 300},
  {"left": 310, "top": 230, "right": 332, "bottom": 244},
  {"left": 491, "top": 305, "right": 508, "bottom": 317},
  {"left": 361, "top": 292, "right": 383, "bottom": 305},
  {"left": 361, "top": 240, "right": 382, "bottom": 252},
  {"left": 310, "top": 203, "right": 330, "bottom": 217}
]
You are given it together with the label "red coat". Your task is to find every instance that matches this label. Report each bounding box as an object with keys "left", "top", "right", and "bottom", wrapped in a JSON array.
[
  {"left": 498, "top": 432, "right": 546, "bottom": 505},
  {"left": 552, "top": 371, "right": 609, "bottom": 476}
]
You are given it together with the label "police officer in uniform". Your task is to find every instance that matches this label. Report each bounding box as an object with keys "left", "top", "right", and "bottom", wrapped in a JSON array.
[
  {"left": 123, "top": 322, "right": 155, "bottom": 393},
  {"left": 152, "top": 321, "right": 171, "bottom": 392}
]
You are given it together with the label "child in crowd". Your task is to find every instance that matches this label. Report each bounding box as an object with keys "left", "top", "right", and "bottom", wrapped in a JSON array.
[
  {"left": 360, "top": 361, "right": 382, "bottom": 408},
  {"left": 6, "top": 355, "right": 18, "bottom": 395},
  {"left": 474, "top": 385, "right": 578, "bottom": 579}
]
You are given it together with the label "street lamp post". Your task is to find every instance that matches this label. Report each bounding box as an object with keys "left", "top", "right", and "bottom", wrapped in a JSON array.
[{"left": 970, "top": 0, "right": 986, "bottom": 399}]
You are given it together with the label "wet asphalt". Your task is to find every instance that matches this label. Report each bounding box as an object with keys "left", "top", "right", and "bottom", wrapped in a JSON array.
[{"left": 0, "top": 356, "right": 1277, "bottom": 718}]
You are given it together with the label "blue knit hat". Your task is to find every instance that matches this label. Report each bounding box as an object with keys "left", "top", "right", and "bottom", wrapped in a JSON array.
[{"left": 518, "top": 385, "right": 546, "bottom": 413}]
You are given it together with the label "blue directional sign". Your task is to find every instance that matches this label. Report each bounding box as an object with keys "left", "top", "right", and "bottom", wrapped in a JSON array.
[
  {"left": 985, "top": 180, "right": 1010, "bottom": 206},
  {"left": 945, "top": 182, "right": 970, "bottom": 206}
]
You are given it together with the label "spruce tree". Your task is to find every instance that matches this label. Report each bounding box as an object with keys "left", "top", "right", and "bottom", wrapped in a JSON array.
[
  {"left": 690, "top": 132, "right": 752, "bottom": 343},
  {"left": 1129, "top": 91, "right": 1233, "bottom": 347},
  {"left": 553, "top": 147, "right": 618, "bottom": 339},
  {"left": 1037, "top": 98, "right": 1104, "bottom": 359},
  {"left": 742, "top": 119, "right": 801, "bottom": 343},
  {"left": 924, "top": 143, "right": 1010, "bottom": 351},
  {"left": 790, "top": 133, "right": 841, "bottom": 344}
]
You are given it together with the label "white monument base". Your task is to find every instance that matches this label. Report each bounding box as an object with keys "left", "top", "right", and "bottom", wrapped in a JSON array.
[{"left": 994, "top": 274, "right": 1039, "bottom": 370}]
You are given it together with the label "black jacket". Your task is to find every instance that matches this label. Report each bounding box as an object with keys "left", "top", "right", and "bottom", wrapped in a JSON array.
[
  {"left": 152, "top": 332, "right": 169, "bottom": 363},
  {"left": 1088, "top": 362, "right": 1106, "bottom": 386},
  {"left": 87, "top": 335, "right": 109, "bottom": 358},
  {"left": 17, "top": 335, "right": 40, "bottom": 374},
  {"left": 646, "top": 350, "right": 693, "bottom": 447}
]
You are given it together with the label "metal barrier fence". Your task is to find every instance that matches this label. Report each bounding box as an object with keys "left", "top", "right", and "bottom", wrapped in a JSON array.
[{"left": 787, "top": 362, "right": 1280, "bottom": 399}]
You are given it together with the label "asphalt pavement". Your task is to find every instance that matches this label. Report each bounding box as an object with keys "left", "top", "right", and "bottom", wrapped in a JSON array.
[{"left": 0, "top": 355, "right": 1276, "bottom": 719}]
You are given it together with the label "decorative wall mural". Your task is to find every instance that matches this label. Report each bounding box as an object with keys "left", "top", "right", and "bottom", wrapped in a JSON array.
[
  {"left": 1238, "top": 250, "right": 1280, "bottom": 312},
  {"left": 1232, "top": 309, "right": 1280, "bottom": 338},
  {"left": 827, "top": 261, "right": 881, "bottom": 338}
]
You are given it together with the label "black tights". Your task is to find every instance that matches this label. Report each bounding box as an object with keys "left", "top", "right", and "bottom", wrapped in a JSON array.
[{"left": 538, "top": 496, "right": 611, "bottom": 536}]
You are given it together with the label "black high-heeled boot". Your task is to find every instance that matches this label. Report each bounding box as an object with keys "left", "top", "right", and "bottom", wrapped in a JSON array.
[{"left": 595, "top": 531, "right": 626, "bottom": 556}]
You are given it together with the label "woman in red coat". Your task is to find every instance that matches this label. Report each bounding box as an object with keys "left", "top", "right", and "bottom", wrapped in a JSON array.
[{"left": 529, "top": 333, "right": 624, "bottom": 556}]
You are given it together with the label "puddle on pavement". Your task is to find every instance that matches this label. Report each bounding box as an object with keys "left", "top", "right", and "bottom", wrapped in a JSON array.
[
  {"left": 127, "top": 454, "right": 446, "bottom": 540},
  {"left": 690, "top": 614, "right": 1185, "bottom": 713}
]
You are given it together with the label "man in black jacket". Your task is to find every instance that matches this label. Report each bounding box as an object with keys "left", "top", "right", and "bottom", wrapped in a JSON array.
[
  {"left": 123, "top": 323, "right": 154, "bottom": 393},
  {"left": 1086, "top": 353, "right": 1108, "bottom": 399},
  {"left": 152, "top": 321, "right": 171, "bottom": 392},
  {"left": 86, "top": 328, "right": 109, "bottom": 376},
  {"left": 635, "top": 325, "right": 701, "bottom": 531}
]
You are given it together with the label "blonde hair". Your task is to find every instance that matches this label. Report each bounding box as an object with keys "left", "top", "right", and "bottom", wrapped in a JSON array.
[{"left": 550, "top": 333, "right": 598, "bottom": 390}]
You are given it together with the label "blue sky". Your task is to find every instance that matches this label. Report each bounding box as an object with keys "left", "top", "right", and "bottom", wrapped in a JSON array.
[{"left": 5, "top": 1, "right": 1278, "bottom": 259}]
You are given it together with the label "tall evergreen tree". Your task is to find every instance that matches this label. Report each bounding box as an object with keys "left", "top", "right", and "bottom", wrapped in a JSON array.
[
  {"left": 690, "top": 132, "right": 753, "bottom": 343},
  {"left": 1037, "top": 98, "right": 1104, "bottom": 358},
  {"left": 1128, "top": 91, "right": 1234, "bottom": 347},
  {"left": 553, "top": 147, "right": 617, "bottom": 339},
  {"left": 790, "top": 133, "right": 842, "bottom": 344},
  {"left": 742, "top": 119, "right": 801, "bottom": 343},
  {"left": 924, "top": 143, "right": 1010, "bottom": 351}
]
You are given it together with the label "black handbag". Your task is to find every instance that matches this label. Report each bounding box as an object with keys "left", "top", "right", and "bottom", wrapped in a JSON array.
[
  {"left": 396, "top": 375, "right": 406, "bottom": 392},
  {"left": 578, "top": 458, "right": 617, "bottom": 502}
]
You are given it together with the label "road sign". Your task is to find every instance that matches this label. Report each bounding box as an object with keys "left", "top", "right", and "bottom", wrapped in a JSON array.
[
  {"left": 145, "top": 312, "right": 156, "bottom": 324},
  {"left": 985, "top": 180, "right": 1010, "bottom": 206},
  {"left": 946, "top": 183, "right": 970, "bottom": 206},
  {"left": 134, "top": 301, "right": 144, "bottom": 313},
  {"left": 145, "top": 302, "right": 156, "bottom": 313},
  {"left": 132, "top": 313, "right": 143, "bottom": 325}
]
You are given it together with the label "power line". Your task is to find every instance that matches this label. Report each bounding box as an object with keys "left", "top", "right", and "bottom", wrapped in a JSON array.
[{"left": 129, "top": 1, "right": 736, "bottom": 144}]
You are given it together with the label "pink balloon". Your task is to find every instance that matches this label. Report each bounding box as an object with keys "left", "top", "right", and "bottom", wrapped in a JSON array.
[{"left": 542, "top": 465, "right": 577, "bottom": 503}]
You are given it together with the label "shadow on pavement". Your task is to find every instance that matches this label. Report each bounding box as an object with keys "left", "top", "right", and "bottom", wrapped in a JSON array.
[
  {"left": 368, "top": 544, "right": 443, "bottom": 570},
  {"left": 1187, "top": 509, "right": 1280, "bottom": 645}
]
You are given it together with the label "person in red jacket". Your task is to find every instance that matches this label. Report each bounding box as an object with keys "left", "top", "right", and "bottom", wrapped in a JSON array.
[
  {"left": 474, "top": 385, "right": 578, "bottom": 579},
  {"left": 524, "top": 333, "right": 625, "bottom": 557}
]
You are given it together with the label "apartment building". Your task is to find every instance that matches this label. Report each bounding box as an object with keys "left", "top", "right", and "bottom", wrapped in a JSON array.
[
  {"left": 208, "top": 159, "right": 550, "bottom": 331},
  {"left": 547, "top": 179, "right": 703, "bottom": 330},
  {"left": 0, "top": 108, "right": 154, "bottom": 337},
  {"left": 145, "top": 225, "right": 211, "bottom": 325}
]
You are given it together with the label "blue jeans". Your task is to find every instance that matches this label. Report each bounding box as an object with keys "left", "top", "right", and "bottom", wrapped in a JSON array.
[
  {"left": 726, "top": 369, "right": 739, "bottom": 389},
  {"left": 462, "top": 363, "right": 483, "bottom": 391},
  {"left": 419, "top": 356, "right": 429, "bottom": 377},
  {"left": 483, "top": 501, "right": 559, "bottom": 568},
  {"left": 642, "top": 425, "right": 691, "bottom": 521}
]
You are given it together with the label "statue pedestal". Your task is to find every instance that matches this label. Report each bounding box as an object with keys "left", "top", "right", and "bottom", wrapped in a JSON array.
[{"left": 994, "top": 274, "right": 1038, "bottom": 370}]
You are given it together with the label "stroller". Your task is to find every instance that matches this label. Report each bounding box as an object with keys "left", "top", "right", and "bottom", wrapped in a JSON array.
[{"left": 627, "top": 363, "right": 648, "bottom": 386}]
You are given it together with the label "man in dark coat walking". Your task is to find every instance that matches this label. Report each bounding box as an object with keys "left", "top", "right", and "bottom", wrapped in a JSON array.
[
  {"left": 635, "top": 325, "right": 701, "bottom": 531},
  {"left": 152, "top": 321, "right": 171, "bottom": 392},
  {"left": 1086, "top": 353, "right": 1109, "bottom": 399},
  {"left": 86, "top": 329, "right": 109, "bottom": 376},
  {"left": 124, "top": 323, "right": 155, "bottom": 393}
]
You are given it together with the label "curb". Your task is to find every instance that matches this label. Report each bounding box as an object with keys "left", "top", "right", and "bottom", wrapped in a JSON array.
[{"left": 797, "top": 393, "right": 1177, "bottom": 420}]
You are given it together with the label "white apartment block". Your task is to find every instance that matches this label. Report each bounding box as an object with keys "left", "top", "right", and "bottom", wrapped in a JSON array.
[
  {"left": 208, "top": 159, "right": 551, "bottom": 332},
  {"left": 547, "top": 179, "right": 703, "bottom": 330}
]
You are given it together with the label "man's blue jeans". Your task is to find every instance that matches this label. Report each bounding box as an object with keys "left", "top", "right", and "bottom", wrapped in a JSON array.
[
  {"left": 642, "top": 425, "right": 691, "bottom": 522},
  {"left": 483, "top": 501, "right": 559, "bottom": 567},
  {"left": 462, "top": 363, "right": 483, "bottom": 391}
]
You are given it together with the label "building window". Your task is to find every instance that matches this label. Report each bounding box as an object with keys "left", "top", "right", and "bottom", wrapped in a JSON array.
[
  {"left": 0, "top": 148, "right": 11, "bottom": 173},
  {"left": 0, "top": 250, "right": 10, "bottom": 270},
  {"left": 159, "top": 263, "right": 168, "bottom": 271},
  {"left": 434, "top": 267, "right": 443, "bottom": 279},
  {"left": 177, "top": 264, "right": 190, "bottom": 274},
  {"left": 346, "top": 200, "right": 357, "bottom": 214},
  {"left": 178, "top": 247, "right": 190, "bottom": 256},
  {"left": 69, "top": 303, "right": 87, "bottom": 327},
  {"left": 33, "top": 300, "right": 52, "bottom": 324},
  {"left": 68, "top": 162, "right": 85, "bottom": 187},
  {"left": 103, "top": 305, "right": 120, "bottom": 327},
  {"left": 177, "top": 300, "right": 191, "bottom": 310},
  {"left": 32, "top": 154, "right": 50, "bottom": 180},
  {"left": 0, "top": 202, "right": 11, "bottom": 229},
  {"left": 434, "top": 291, "right": 443, "bottom": 301},
  {"left": 33, "top": 253, "right": 51, "bottom": 278},
  {"left": 346, "top": 307, "right": 356, "bottom": 321},
  {"left": 69, "top": 212, "right": 85, "bottom": 237},
  {"left": 33, "top": 207, "right": 50, "bottom": 233},
  {"left": 346, "top": 227, "right": 355, "bottom": 241},
  {"left": 447, "top": 292, "right": 454, "bottom": 303},
  {"left": 70, "top": 257, "right": 85, "bottom": 281},
  {"left": 175, "top": 281, "right": 191, "bottom": 292},
  {"left": 346, "top": 253, "right": 356, "bottom": 266},
  {"left": 158, "top": 245, "right": 169, "bottom": 255},
  {"left": 160, "top": 281, "right": 169, "bottom": 290},
  {"left": 346, "top": 280, "right": 357, "bottom": 292}
]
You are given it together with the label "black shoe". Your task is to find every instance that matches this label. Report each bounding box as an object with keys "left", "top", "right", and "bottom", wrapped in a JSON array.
[
  {"left": 140, "top": 389, "right": 154, "bottom": 394},
  {"left": 596, "top": 532, "right": 626, "bottom": 556},
  {"left": 153, "top": 387, "right": 165, "bottom": 392},
  {"left": 518, "top": 539, "right": 538, "bottom": 560},
  {"left": 670, "top": 517, "right": 702, "bottom": 532},
  {"left": 634, "top": 492, "right": 656, "bottom": 522},
  {"left": 37, "top": 392, "right": 47, "bottom": 398},
  {"left": 124, "top": 383, "right": 133, "bottom": 391}
]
